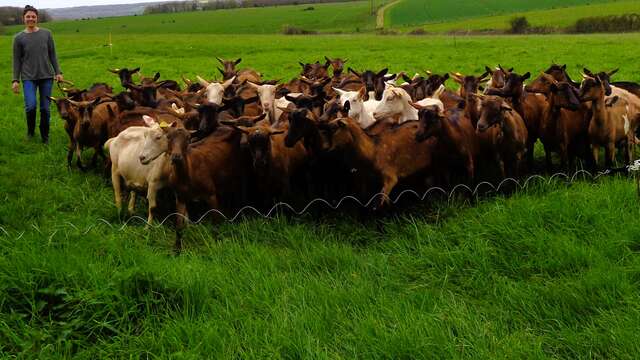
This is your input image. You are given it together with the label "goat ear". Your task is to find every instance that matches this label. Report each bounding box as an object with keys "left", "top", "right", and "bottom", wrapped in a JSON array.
[
  {"left": 333, "top": 87, "right": 346, "bottom": 96},
  {"left": 285, "top": 94, "right": 297, "bottom": 103},
  {"left": 348, "top": 67, "right": 361, "bottom": 77},
  {"left": 106, "top": 104, "right": 115, "bottom": 117},
  {"left": 222, "top": 76, "right": 236, "bottom": 89},
  {"left": 143, "top": 115, "right": 156, "bottom": 127},
  {"left": 450, "top": 72, "right": 463, "bottom": 84},
  {"left": 401, "top": 74, "right": 412, "bottom": 83},
  {"left": 269, "top": 129, "right": 285, "bottom": 136},
  {"left": 217, "top": 68, "right": 225, "bottom": 76},
  {"left": 561, "top": 64, "right": 567, "bottom": 70},
  {"left": 337, "top": 119, "right": 347, "bottom": 128},
  {"left": 235, "top": 58, "right": 242, "bottom": 65},
  {"left": 253, "top": 113, "right": 267, "bottom": 122},
  {"left": 196, "top": 75, "right": 210, "bottom": 87},
  {"left": 409, "top": 101, "right": 422, "bottom": 110},
  {"left": 299, "top": 62, "right": 306, "bottom": 68},
  {"left": 343, "top": 100, "right": 350, "bottom": 112},
  {"left": 377, "top": 68, "right": 389, "bottom": 77},
  {"left": 131, "top": 67, "right": 140, "bottom": 74},
  {"left": 357, "top": 86, "right": 366, "bottom": 99},
  {"left": 216, "top": 57, "right": 224, "bottom": 65},
  {"left": 500, "top": 105, "right": 512, "bottom": 112},
  {"left": 608, "top": 68, "right": 619, "bottom": 77},
  {"left": 443, "top": 73, "right": 450, "bottom": 80},
  {"left": 605, "top": 96, "right": 620, "bottom": 107},
  {"left": 245, "top": 96, "right": 260, "bottom": 104},
  {"left": 521, "top": 72, "right": 531, "bottom": 81},
  {"left": 324, "top": 56, "right": 331, "bottom": 63},
  {"left": 236, "top": 126, "right": 251, "bottom": 134},
  {"left": 153, "top": 72, "right": 161, "bottom": 81},
  {"left": 247, "top": 81, "right": 260, "bottom": 90},
  {"left": 583, "top": 68, "right": 594, "bottom": 77},
  {"left": 484, "top": 66, "right": 493, "bottom": 74}
]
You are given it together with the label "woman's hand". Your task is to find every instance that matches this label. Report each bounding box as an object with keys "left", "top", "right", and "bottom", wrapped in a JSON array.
[
  {"left": 11, "top": 81, "right": 20, "bottom": 94},
  {"left": 55, "top": 74, "right": 64, "bottom": 82}
]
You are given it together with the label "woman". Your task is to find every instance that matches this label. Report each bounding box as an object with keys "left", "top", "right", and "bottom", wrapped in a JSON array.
[{"left": 12, "top": 5, "right": 63, "bottom": 144}]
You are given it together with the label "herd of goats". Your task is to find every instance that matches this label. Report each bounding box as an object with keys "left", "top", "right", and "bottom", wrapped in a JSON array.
[{"left": 49, "top": 56, "right": 640, "bottom": 246}]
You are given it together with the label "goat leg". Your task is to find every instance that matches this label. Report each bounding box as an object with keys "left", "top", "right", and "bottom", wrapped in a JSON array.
[
  {"left": 605, "top": 143, "right": 615, "bottom": 169},
  {"left": 75, "top": 144, "right": 86, "bottom": 171},
  {"left": 67, "top": 141, "right": 75, "bottom": 168},
  {"left": 127, "top": 191, "right": 136, "bottom": 216},
  {"left": 111, "top": 171, "right": 123, "bottom": 219}
]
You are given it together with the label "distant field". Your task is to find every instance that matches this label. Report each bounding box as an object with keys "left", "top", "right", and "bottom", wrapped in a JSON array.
[
  {"left": 410, "top": 0, "right": 640, "bottom": 33},
  {"left": 385, "top": 0, "right": 621, "bottom": 27},
  {"left": 6, "top": 1, "right": 376, "bottom": 35},
  {"left": 1, "top": 33, "right": 640, "bottom": 358}
]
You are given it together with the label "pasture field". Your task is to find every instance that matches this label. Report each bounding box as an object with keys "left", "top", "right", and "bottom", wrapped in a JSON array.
[
  {"left": 385, "top": 0, "right": 620, "bottom": 27},
  {"left": 1, "top": 33, "right": 640, "bottom": 358},
  {"left": 411, "top": 0, "right": 640, "bottom": 33},
  {"left": 5, "top": 1, "right": 377, "bottom": 35}
]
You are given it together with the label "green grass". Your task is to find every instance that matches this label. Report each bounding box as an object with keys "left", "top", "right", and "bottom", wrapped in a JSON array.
[
  {"left": 6, "top": 1, "right": 377, "bottom": 35},
  {"left": 386, "top": 0, "right": 622, "bottom": 27},
  {"left": 411, "top": 0, "right": 640, "bottom": 33},
  {"left": 2, "top": 33, "right": 640, "bottom": 357}
]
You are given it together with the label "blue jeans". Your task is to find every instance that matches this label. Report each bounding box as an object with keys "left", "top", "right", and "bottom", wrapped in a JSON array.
[{"left": 23, "top": 79, "right": 53, "bottom": 141}]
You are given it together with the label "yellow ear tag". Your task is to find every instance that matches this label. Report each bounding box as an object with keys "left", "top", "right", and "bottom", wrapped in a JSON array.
[{"left": 159, "top": 121, "right": 170, "bottom": 128}]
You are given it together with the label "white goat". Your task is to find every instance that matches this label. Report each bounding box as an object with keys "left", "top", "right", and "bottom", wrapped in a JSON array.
[{"left": 104, "top": 115, "right": 172, "bottom": 223}]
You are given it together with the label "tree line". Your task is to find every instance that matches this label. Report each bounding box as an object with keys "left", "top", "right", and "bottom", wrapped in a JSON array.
[
  {"left": 144, "top": 0, "right": 353, "bottom": 14},
  {"left": 0, "top": 6, "right": 51, "bottom": 25}
]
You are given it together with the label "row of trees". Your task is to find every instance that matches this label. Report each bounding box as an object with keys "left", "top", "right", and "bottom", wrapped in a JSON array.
[
  {"left": 0, "top": 6, "right": 51, "bottom": 25},
  {"left": 508, "top": 14, "right": 640, "bottom": 34},
  {"left": 144, "top": 0, "right": 352, "bottom": 14}
]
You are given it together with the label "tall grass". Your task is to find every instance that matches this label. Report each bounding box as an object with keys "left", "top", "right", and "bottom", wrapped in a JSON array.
[{"left": 1, "top": 33, "right": 640, "bottom": 357}]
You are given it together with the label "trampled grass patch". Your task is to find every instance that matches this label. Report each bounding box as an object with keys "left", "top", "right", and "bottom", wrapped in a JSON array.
[{"left": 1, "top": 33, "right": 640, "bottom": 357}]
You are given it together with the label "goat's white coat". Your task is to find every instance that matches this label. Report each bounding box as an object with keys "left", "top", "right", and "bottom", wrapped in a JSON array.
[
  {"left": 105, "top": 115, "right": 171, "bottom": 223},
  {"left": 372, "top": 85, "right": 444, "bottom": 124}
]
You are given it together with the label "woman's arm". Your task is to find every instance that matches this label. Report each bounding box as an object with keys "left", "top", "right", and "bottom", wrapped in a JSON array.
[
  {"left": 12, "top": 36, "right": 22, "bottom": 83},
  {"left": 48, "top": 32, "right": 62, "bottom": 76}
]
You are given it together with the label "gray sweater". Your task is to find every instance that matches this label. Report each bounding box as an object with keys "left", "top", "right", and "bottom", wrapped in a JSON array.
[{"left": 12, "top": 28, "right": 62, "bottom": 82}]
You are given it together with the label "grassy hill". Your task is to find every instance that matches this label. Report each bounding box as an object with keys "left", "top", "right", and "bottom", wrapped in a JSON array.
[
  {"left": 411, "top": 0, "right": 640, "bottom": 33},
  {"left": 1, "top": 32, "right": 640, "bottom": 357},
  {"left": 385, "top": 0, "right": 623, "bottom": 27},
  {"left": 6, "top": 1, "right": 377, "bottom": 35}
]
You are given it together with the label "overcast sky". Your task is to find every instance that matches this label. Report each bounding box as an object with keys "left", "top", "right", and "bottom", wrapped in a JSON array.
[{"left": 0, "top": 0, "right": 161, "bottom": 9}]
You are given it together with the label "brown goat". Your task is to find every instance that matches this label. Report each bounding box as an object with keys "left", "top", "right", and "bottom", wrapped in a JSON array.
[
  {"left": 579, "top": 74, "right": 640, "bottom": 167},
  {"left": 414, "top": 103, "right": 479, "bottom": 183},
  {"left": 475, "top": 95, "right": 528, "bottom": 178},
  {"left": 323, "top": 116, "right": 437, "bottom": 208}
]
